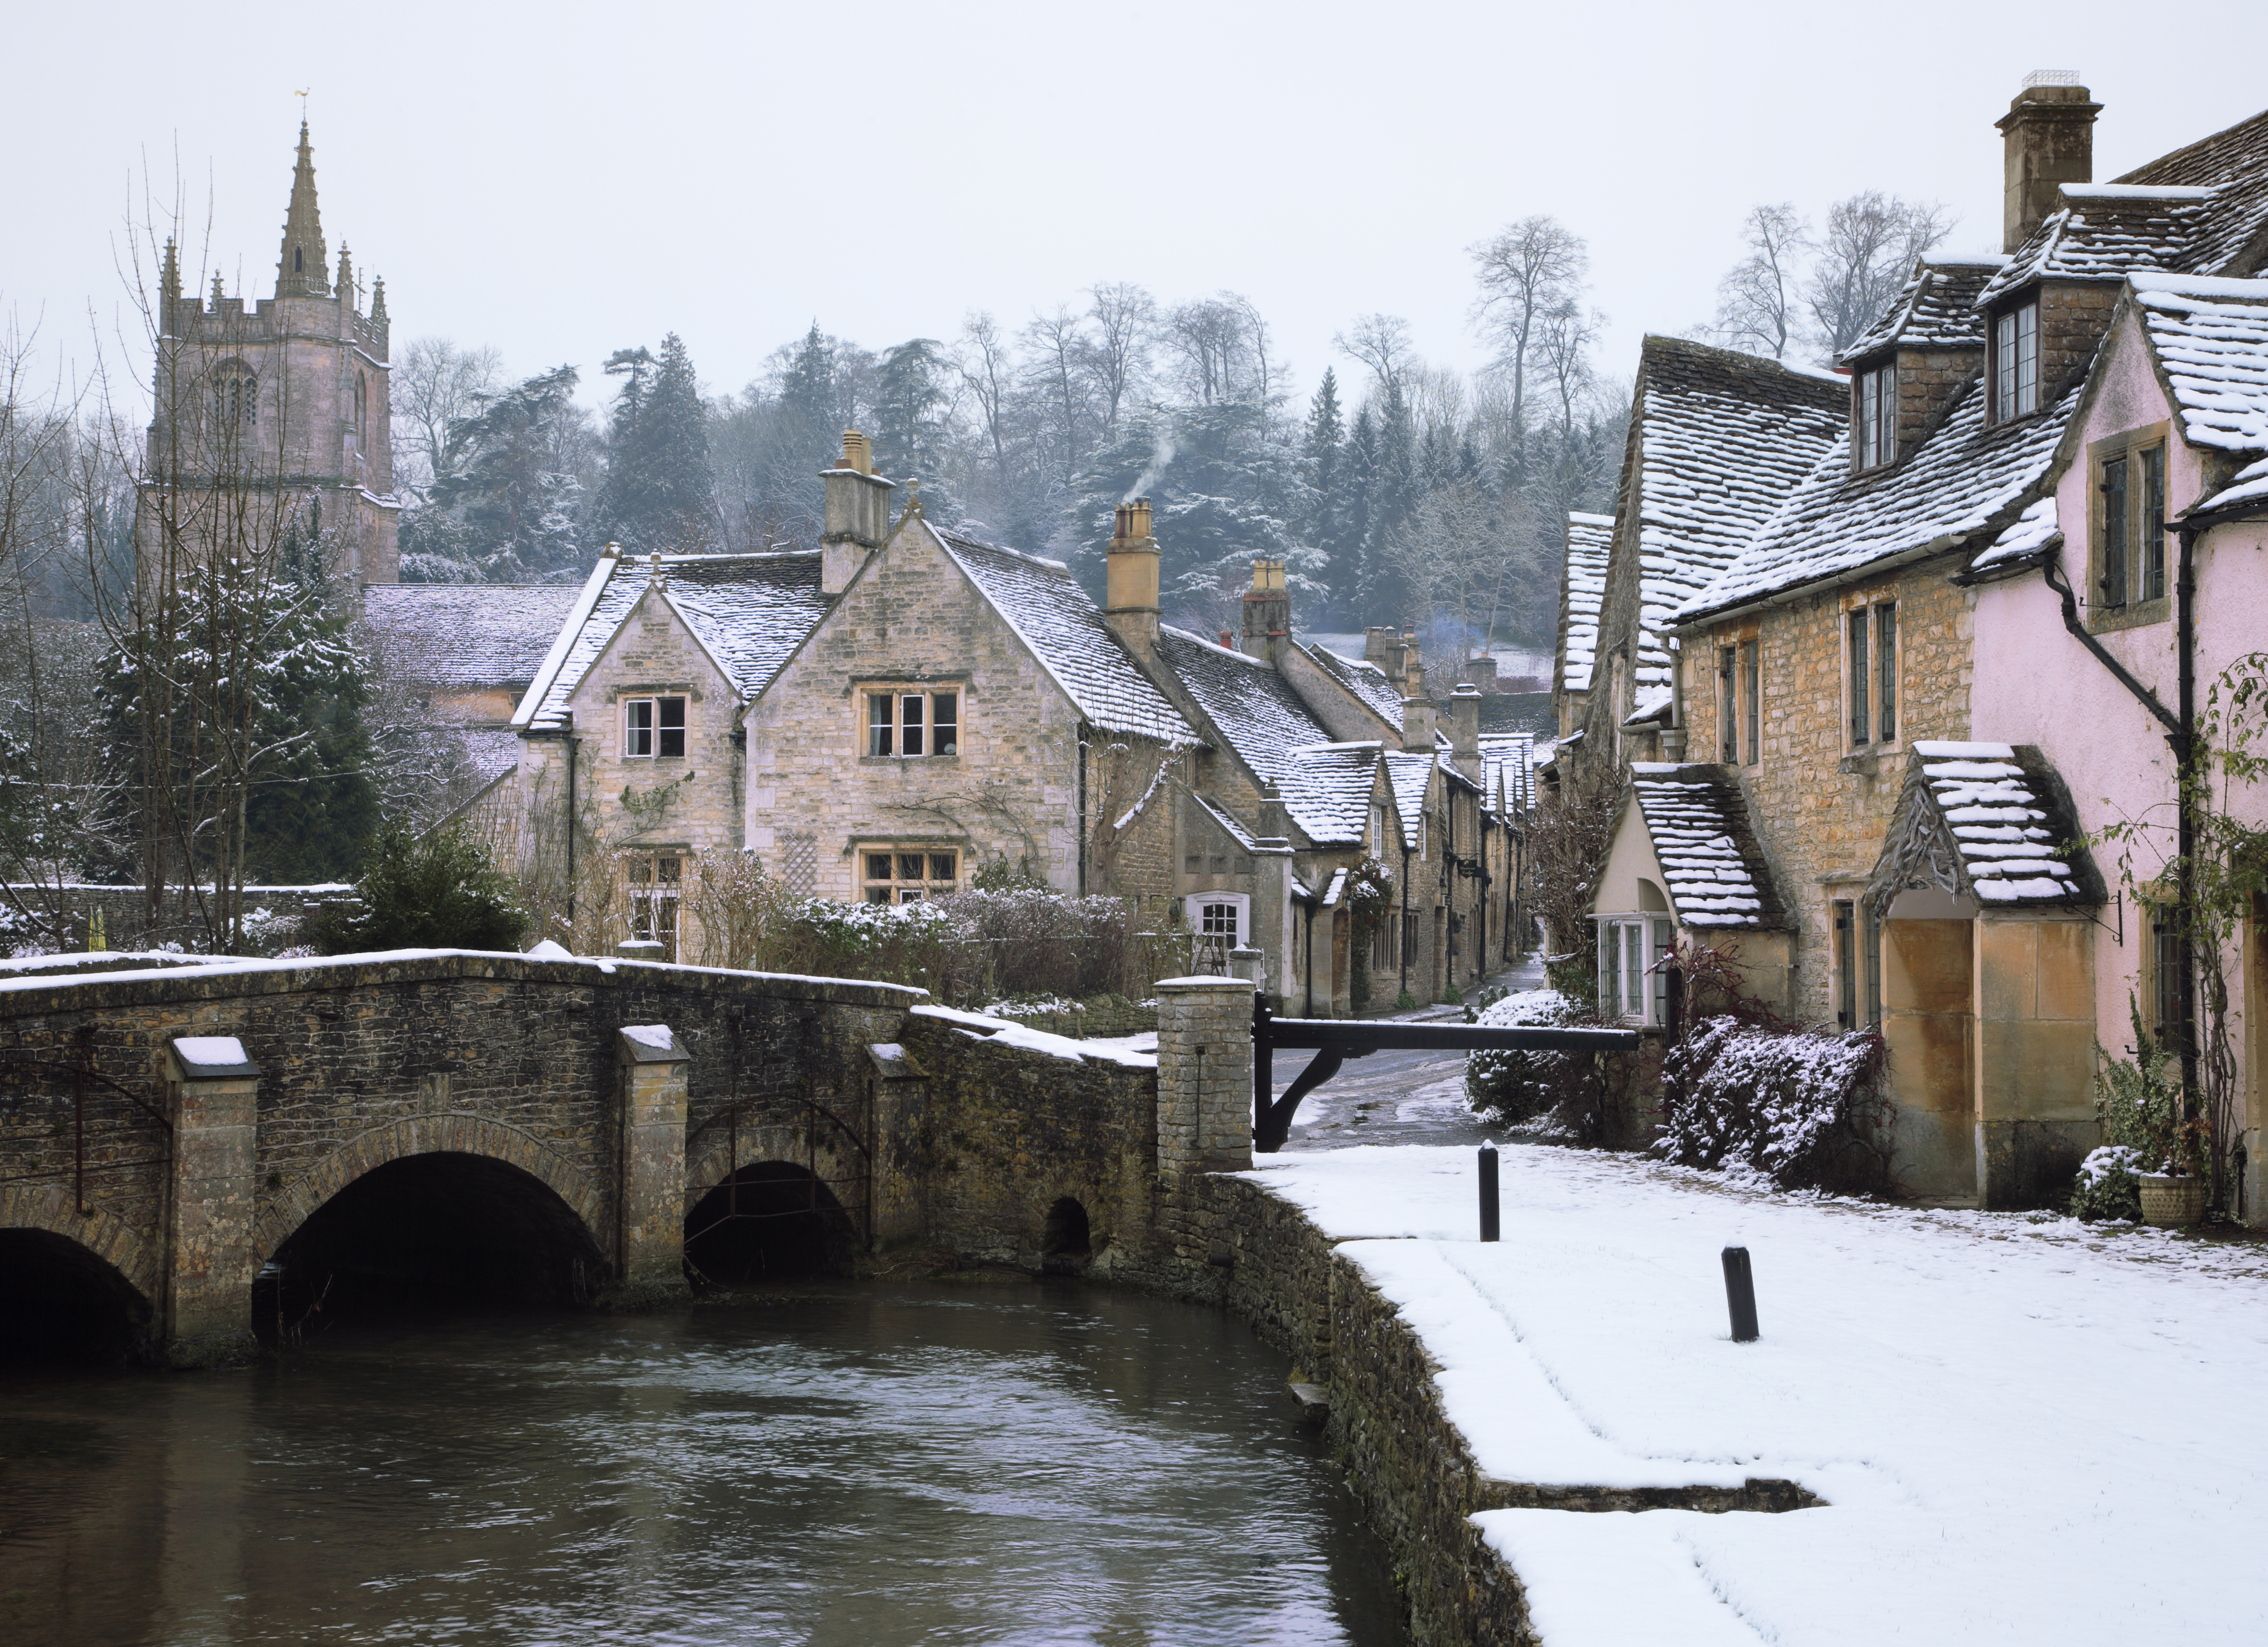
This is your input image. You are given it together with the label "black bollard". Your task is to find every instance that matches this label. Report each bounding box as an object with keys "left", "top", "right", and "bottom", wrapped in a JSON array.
[
  {"left": 1478, "top": 1143, "right": 1500, "bottom": 1242},
  {"left": 1721, "top": 1245, "right": 1759, "bottom": 1342}
]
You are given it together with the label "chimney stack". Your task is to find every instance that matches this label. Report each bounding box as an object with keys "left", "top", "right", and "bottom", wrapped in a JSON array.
[
  {"left": 1400, "top": 695, "right": 1438, "bottom": 754},
  {"left": 1998, "top": 72, "right": 2100, "bottom": 253},
  {"left": 1241, "top": 558, "right": 1290, "bottom": 663},
  {"left": 821, "top": 430, "right": 894, "bottom": 594},
  {"left": 1105, "top": 499, "right": 1161, "bottom": 656},
  {"left": 1449, "top": 682, "right": 1483, "bottom": 777}
]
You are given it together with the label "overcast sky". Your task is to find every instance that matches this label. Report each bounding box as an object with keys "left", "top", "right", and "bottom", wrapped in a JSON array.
[{"left": 8, "top": 0, "right": 2265, "bottom": 420}]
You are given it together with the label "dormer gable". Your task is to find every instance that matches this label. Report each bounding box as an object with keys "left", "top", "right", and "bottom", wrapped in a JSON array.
[{"left": 1839, "top": 257, "right": 2001, "bottom": 470}]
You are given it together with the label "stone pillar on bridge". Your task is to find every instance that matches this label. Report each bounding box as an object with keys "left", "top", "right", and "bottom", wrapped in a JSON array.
[
  {"left": 163, "top": 1036, "right": 263, "bottom": 1368},
  {"left": 616, "top": 1026, "right": 692, "bottom": 1304},
  {"left": 1155, "top": 977, "right": 1255, "bottom": 1179}
]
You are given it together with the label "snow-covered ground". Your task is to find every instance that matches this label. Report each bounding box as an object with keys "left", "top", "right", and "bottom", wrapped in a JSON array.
[{"left": 1247, "top": 1142, "right": 2268, "bottom": 1645}]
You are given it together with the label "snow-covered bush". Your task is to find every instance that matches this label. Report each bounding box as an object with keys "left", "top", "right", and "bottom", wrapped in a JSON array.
[
  {"left": 1465, "top": 989, "right": 1604, "bottom": 1131},
  {"left": 1657, "top": 1018, "right": 1892, "bottom": 1192},
  {"left": 2070, "top": 1145, "right": 2143, "bottom": 1222},
  {"left": 2089, "top": 1005, "right": 2194, "bottom": 1178}
]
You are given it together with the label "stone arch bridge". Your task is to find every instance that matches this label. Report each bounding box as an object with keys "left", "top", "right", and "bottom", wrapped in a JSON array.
[{"left": 0, "top": 952, "right": 1255, "bottom": 1364}]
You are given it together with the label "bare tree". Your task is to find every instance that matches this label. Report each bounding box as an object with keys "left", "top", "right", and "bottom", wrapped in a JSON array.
[
  {"left": 1712, "top": 205, "right": 1810, "bottom": 360},
  {"left": 1021, "top": 305, "right": 1092, "bottom": 489},
  {"left": 393, "top": 337, "right": 501, "bottom": 491},
  {"left": 1534, "top": 300, "right": 1606, "bottom": 436},
  {"left": 1334, "top": 313, "right": 1418, "bottom": 397},
  {"left": 1804, "top": 192, "right": 1952, "bottom": 358},
  {"left": 1469, "top": 216, "right": 1590, "bottom": 438},
  {"left": 1082, "top": 282, "right": 1155, "bottom": 438},
  {"left": 958, "top": 310, "right": 1017, "bottom": 495}
]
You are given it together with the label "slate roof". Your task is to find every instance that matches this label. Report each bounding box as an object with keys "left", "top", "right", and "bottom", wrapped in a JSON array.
[
  {"left": 1479, "top": 733, "right": 1536, "bottom": 817},
  {"left": 1476, "top": 692, "right": 1554, "bottom": 739},
  {"left": 1966, "top": 495, "right": 2064, "bottom": 577},
  {"left": 1838, "top": 256, "right": 2004, "bottom": 363},
  {"left": 1156, "top": 625, "right": 1333, "bottom": 782},
  {"left": 2129, "top": 274, "right": 2268, "bottom": 457},
  {"left": 517, "top": 551, "right": 829, "bottom": 731},
  {"left": 1628, "top": 763, "right": 1787, "bottom": 931},
  {"left": 461, "top": 727, "right": 523, "bottom": 786},
  {"left": 1976, "top": 186, "right": 2220, "bottom": 307},
  {"left": 939, "top": 532, "right": 1195, "bottom": 744},
  {"left": 359, "top": 583, "right": 583, "bottom": 691},
  {"left": 1299, "top": 640, "right": 1407, "bottom": 725},
  {"left": 1678, "top": 376, "right": 2080, "bottom": 622},
  {"left": 1624, "top": 340, "right": 1848, "bottom": 689},
  {"left": 1383, "top": 751, "right": 1436, "bottom": 851},
  {"left": 1559, "top": 512, "right": 1612, "bottom": 693},
  {"left": 2114, "top": 103, "right": 2268, "bottom": 277},
  {"left": 1278, "top": 742, "right": 1381, "bottom": 848},
  {"left": 1878, "top": 743, "right": 2102, "bottom": 909}
]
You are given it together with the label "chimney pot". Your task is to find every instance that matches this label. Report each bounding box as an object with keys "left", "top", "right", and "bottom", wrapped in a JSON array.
[{"left": 1105, "top": 495, "right": 1161, "bottom": 656}]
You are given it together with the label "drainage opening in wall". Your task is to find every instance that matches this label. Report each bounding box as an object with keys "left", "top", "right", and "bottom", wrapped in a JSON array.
[
  {"left": 258, "top": 1151, "right": 604, "bottom": 1340},
  {"left": 684, "top": 1163, "right": 858, "bottom": 1285},
  {"left": 1041, "top": 1197, "right": 1092, "bottom": 1275},
  {"left": 0, "top": 1228, "right": 152, "bottom": 1366}
]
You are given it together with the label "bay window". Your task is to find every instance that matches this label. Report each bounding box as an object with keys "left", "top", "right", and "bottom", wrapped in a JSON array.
[{"left": 1595, "top": 914, "right": 1673, "bottom": 1026}]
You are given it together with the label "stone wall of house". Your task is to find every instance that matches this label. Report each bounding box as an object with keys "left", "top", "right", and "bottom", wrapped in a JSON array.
[
  {"left": 1894, "top": 349, "right": 1983, "bottom": 458},
  {"left": 1685, "top": 549, "right": 1975, "bottom": 1024},
  {"left": 558, "top": 582, "right": 746, "bottom": 863},
  {"left": 747, "top": 528, "right": 1085, "bottom": 897}
]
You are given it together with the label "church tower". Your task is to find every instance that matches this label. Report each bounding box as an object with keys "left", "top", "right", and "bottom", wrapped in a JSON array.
[{"left": 140, "top": 121, "right": 400, "bottom": 590}]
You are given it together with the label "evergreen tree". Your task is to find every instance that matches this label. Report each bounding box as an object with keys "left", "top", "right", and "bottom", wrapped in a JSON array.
[
  {"left": 1365, "top": 382, "right": 1418, "bottom": 621},
  {"left": 595, "top": 334, "right": 714, "bottom": 551},
  {"left": 870, "top": 338, "right": 954, "bottom": 486},
  {"left": 1302, "top": 369, "right": 1345, "bottom": 562},
  {"left": 422, "top": 365, "right": 584, "bottom": 580},
  {"left": 1337, "top": 407, "right": 1378, "bottom": 628}
]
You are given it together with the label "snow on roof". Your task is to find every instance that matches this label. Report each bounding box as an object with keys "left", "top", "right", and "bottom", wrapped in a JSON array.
[
  {"left": 359, "top": 582, "right": 584, "bottom": 690},
  {"left": 939, "top": 531, "right": 1195, "bottom": 744},
  {"left": 1974, "top": 106, "right": 2268, "bottom": 310},
  {"left": 1383, "top": 750, "right": 1436, "bottom": 851},
  {"left": 1680, "top": 375, "right": 2079, "bottom": 622},
  {"left": 2113, "top": 102, "right": 2268, "bottom": 279},
  {"left": 1624, "top": 338, "right": 1847, "bottom": 688},
  {"left": 1966, "top": 496, "right": 2064, "bottom": 575},
  {"left": 1190, "top": 789, "right": 1258, "bottom": 852},
  {"left": 1975, "top": 189, "right": 2217, "bottom": 307},
  {"left": 1156, "top": 625, "right": 1334, "bottom": 785},
  {"left": 1628, "top": 764, "right": 1787, "bottom": 931},
  {"left": 1871, "top": 743, "right": 2101, "bottom": 909},
  {"left": 2127, "top": 274, "right": 2268, "bottom": 457},
  {"left": 1299, "top": 640, "right": 1408, "bottom": 725},
  {"left": 2197, "top": 454, "right": 2268, "bottom": 516},
  {"left": 519, "top": 551, "right": 829, "bottom": 731},
  {"left": 1279, "top": 742, "right": 1381, "bottom": 847},
  {"left": 1559, "top": 512, "right": 1613, "bottom": 694},
  {"left": 1479, "top": 733, "right": 1536, "bottom": 817},
  {"left": 1838, "top": 257, "right": 2002, "bottom": 363}
]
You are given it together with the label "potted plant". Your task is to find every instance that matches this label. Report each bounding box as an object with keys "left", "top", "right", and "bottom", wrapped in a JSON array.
[{"left": 2088, "top": 1008, "right": 2206, "bottom": 1228}]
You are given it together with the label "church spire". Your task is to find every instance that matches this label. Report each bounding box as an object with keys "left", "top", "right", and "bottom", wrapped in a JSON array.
[
  {"left": 275, "top": 119, "right": 331, "bottom": 299},
  {"left": 159, "top": 237, "right": 182, "bottom": 334}
]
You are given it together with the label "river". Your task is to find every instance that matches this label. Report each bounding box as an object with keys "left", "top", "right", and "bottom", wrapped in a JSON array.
[{"left": 1, "top": 1282, "right": 1404, "bottom": 1646}]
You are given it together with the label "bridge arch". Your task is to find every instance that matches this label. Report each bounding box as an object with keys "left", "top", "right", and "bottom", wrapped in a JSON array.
[
  {"left": 0, "top": 1187, "right": 158, "bottom": 1362},
  {"left": 255, "top": 1114, "right": 605, "bottom": 1268},
  {"left": 685, "top": 1162, "right": 857, "bottom": 1283}
]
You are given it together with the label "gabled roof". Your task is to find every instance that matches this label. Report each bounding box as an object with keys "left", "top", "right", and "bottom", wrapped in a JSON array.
[
  {"left": 1867, "top": 743, "right": 2102, "bottom": 912},
  {"left": 1628, "top": 763, "right": 1787, "bottom": 931},
  {"left": 1383, "top": 750, "right": 1436, "bottom": 851},
  {"left": 1678, "top": 375, "right": 2080, "bottom": 622},
  {"left": 1299, "top": 640, "right": 1406, "bottom": 724},
  {"left": 358, "top": 583, "right": 584, "bottom": 691},
  {"left": 1279, "top": 742, "right": 1381, "bottom": 847},
  {"left": 1839, "top": 256, "right": 2005, "bottom": 363},
  {"left": 516, "top": 551, "right": 828, "bottom": 731},
  {"left": 2115, "top": 103, "right": 2268, "bottom": 277},
  {"left": 1559, "top": 511, "right": 1612, "bottom": 693},
  {"left": 1623, "top": 338, "right": 1848, "bottom": 686},
  {"left": 1976, "top": 187, "right": 2219, "bottom": 307},
  {"left": 1479, "top": 733, "right": 1536, "bottom": 817},
  {"left": 937, "top": 530, "right": 1194, "bottom": 744},
  {"left": 2127, "top": 273, "right": 2268, "bottom": 456},
  {"left": 1155, "top": 625, "right": 1332, "bottom": 782}
]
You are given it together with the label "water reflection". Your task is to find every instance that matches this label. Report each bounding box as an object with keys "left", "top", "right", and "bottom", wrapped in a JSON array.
[{"left": 1, "top": 1284, "right": 1401, "bottom": 1645}]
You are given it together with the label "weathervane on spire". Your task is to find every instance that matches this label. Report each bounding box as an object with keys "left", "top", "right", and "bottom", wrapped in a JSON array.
[{"left": 296, "top": 88, "right": 310, "bottom": 121}]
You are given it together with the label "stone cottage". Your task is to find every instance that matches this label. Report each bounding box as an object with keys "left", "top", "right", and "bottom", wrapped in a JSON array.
[
  {"left": 479, "top": 437, "right": 1506, "bottom": 1010},
  {"left": 1567, "top": 77, "right": 2268, "bottom": 1211}
]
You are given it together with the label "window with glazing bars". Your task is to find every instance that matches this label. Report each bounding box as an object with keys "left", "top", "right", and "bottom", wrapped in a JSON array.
[
  {"left": 1856, "top": 363, "right": 1895, "bottom": 468},
  {"left": 1874, "top": 605, "right": 1896, "bottom": 743},
  {"left": 863, "top": 849, "right": 959, "bottom": 903},
  {"left": 1993, "top": 302, "right": 2039, "bottom": 421},
  {"left": 1848, "top": 612, "right": 1870, "bottom": 746},
  {"left": 623, "top": 696, "right": 686, "bottom": 758},
  {"left": 1717, "top": 647, "right": 1738, "bottom": 763},
  {"left": 1835, "top": 901, "right": 1858, "bottom": 1030},
  {"left": 867, "top": 691, "right": 960, "bottom": 757}
]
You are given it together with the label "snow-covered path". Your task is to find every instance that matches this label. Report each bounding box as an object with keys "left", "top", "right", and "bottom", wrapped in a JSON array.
[{"left": 1247, "top": 1143, "right": 2268, "bottom": 1645}]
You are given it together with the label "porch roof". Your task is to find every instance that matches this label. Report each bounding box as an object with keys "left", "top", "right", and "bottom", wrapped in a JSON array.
[
  {"left": 1628, "top": 763, "right": 1788, "bottom": 931},
  {"left": 1867, "top": 742, "right": 2103, "bottom": 912}
]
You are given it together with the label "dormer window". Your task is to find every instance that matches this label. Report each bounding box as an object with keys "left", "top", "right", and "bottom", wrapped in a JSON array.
[
  {"left": 1991, "top": 301, "right": 2040, "bottom": 422},
  {"left": 1855, "top": 363, "right": 1896, "bottom": 469}
]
